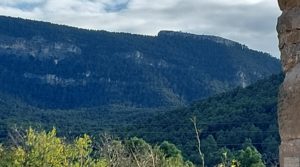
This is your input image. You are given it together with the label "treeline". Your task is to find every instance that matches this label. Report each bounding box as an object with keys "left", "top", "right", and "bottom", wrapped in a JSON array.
[
  {"left": 0, "top": 128, "right": 193, "bottom": 167},
  {"left": 0, "top": 128, "right": 266, "bottom": 167}
]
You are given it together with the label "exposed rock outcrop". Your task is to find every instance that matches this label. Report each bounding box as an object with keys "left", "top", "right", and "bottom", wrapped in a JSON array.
[
  {"left": 278, "top": 0, "right": 300, "bottom": 166},
  {"left": 0, "top": 35, "right": 81, "bottom": 60}
]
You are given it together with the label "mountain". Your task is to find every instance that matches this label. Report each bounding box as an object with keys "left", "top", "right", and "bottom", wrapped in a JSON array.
[
  {"left": 0, "top": 16, "right": 281, "bottom": 109},
  {"left": 0, "top": 74, "right": 283, "bottom": 166}
]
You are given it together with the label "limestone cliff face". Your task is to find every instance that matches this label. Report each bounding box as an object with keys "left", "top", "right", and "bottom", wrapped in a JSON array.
[{"left": 278, "top": 0, "right": 300, "bottom": 166}]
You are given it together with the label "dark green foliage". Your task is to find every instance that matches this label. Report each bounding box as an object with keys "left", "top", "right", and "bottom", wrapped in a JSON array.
[
  {"left": 0, "top": 16, "right": 281, "bottom": 109},
  {"left": 0, "top": 74, "right": 283, "bottom": 166},
  {"left": 202, "top": 135, "right": 219, "bottom": 165},
  {"left": 160, "top": 141, "right": 182, "bottom": 158},
  {"left": 237, "top": 145, "right": 265, "bottom": 167},
  {"left": 122, "top": 74, "right": 283, "bottom": 165}
]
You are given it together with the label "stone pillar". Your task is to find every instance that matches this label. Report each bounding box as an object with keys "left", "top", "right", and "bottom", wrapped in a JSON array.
[{"left": 277, "top": 0, "right": 300, "bottom": 166}]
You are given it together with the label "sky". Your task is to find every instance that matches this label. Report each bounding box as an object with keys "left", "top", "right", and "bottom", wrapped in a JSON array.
[{"left": 0, "top": 0, "right": 281, "bottom": 58}]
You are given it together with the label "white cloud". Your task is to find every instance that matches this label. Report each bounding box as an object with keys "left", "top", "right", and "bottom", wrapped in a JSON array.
[{"left": 0, "top": 0, "right": 281, "bottom": 57}]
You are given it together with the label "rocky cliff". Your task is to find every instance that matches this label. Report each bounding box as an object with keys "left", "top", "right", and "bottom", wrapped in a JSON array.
[{"left": 277, "top": 0, "right": 300, "bottom": 166}]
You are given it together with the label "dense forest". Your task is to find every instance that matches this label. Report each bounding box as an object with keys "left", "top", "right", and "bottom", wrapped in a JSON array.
[
  {"left": 128, "top": 74, "right": 282, "bottom": 166},
  {"left": 0, "top": 16, "right": 281, "bottom": 109},
  {"left": 0, "top": 74, "right": 283, "bottom": 166}
]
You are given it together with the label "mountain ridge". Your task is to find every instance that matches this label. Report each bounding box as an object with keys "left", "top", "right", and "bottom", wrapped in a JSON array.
[{"left": 0, "top": 15, "right": 281, "bottom": 109}]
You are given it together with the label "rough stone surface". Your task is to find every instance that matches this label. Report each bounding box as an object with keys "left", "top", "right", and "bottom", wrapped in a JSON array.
[
  {"left": 280, "top": 140, "right": 300, "bottom": 167},
  {"left": 278, "top": 0, "right": 300, "bottom": 10},
  {"left": 277, "top": 9, "right": 300, "bottom": 33},
  {"left": 278, "top": 0, "right": 300, "bottom": 166},
  {"left": 279, "top": 63, "right": 300, "bottom": 141}
]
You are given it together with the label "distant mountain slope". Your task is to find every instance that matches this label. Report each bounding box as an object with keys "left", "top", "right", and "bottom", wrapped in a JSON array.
[
  {"left": 0, "top": 74, "right": 283, "bottom": 166},
  {"left": 0, "top": 16, "right": 281, "bottom": 109},
  {"left": 130, "top": 74, "right": 283, "bottom": 165}
]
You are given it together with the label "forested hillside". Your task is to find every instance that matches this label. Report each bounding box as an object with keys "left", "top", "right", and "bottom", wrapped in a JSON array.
[
  {"left": 129, "top": 74, "right": 282, "bottom": 166},
  {"left": 0, "top": 16, "right": 281, "bottom": 109},
  {"left": 0, "top": 74, "right": 283, "bottom": 166}
]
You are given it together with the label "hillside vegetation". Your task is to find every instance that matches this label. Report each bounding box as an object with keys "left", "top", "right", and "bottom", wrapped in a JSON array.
[{"left": 0, "top": 74, "right": 283, "bottom": 166}]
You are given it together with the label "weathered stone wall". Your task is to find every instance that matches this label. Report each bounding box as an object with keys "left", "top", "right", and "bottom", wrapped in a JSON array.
[{"left": 277, "top": 0, "right": 300, "bottom": 166}]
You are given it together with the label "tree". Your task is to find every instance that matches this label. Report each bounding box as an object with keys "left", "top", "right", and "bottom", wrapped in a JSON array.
[
  {"left": 1, "top": 128, "right": 107, "bottom": 167},
  {"left": 98, "top": 133, "right": 195, "bottom": 167},
  {"left": 202, "top": 135, "right": 218, "bottom": 166},
  {"left": 159, "top": 141, "right": 194, "bottom": 167},
  {"left": 191, "top": 116, "right": 205, "bottom": 167},
  {"left": 216, "top": 147, "right": 236, "bottom": 167},
  {"left": 160, "top": 141, "right": 181, "bottom": 158},
  {"left": 237, "top": 146, "right": 265, "bottom": 167},
  {"left": 262, "top": 136, "right": 279, "bottom": 166}
]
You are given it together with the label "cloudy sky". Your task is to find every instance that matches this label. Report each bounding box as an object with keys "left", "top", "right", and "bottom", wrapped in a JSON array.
[{"left": 0, "top": 0, "right": 281, "bottom": 57}]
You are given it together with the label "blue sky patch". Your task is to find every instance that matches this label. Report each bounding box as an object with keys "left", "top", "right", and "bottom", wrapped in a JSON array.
[
  {"left": 104, "top": 0, "right": 130, "bottom": 13},
  {"left": 14, "top": 1, "right": 45, "bottom": 11}
]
